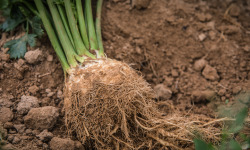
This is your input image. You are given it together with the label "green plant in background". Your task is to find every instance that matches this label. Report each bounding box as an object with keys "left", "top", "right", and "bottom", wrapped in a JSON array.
[
  {"left": 0, "top": 0, "right": 43, "bottom": 59},
  {"left": 194, "top": 93, "right": 250, "bottom": 150}
]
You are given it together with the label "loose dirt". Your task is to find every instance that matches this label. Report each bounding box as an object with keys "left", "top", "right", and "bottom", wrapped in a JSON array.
[{"left": 0, "top": 0, "right": 249, "bottom": 149}]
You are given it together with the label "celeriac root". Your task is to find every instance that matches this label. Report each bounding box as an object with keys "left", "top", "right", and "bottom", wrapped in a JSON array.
[{"left": 64, "top": 58, "right": 223, "bottom": 149}]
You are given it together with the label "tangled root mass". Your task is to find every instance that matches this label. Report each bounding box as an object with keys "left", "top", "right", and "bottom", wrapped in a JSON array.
[{"left": 64, "top": 59, "right": 222, "bottom": 149}]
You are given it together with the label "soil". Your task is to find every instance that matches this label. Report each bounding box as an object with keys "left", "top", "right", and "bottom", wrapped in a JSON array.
[{"left": 0, "top": 0, "right": 250, "bottom": 149}]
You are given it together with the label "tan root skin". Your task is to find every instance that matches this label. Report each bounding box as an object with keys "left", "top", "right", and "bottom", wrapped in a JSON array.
[{"left": 64, "top": 58, "right": 222, "bottom": 149}]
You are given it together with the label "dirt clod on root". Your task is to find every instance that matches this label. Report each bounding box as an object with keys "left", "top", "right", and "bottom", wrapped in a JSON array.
[{"left": 64, "top": 59, "right": 223, "bottom": 149}]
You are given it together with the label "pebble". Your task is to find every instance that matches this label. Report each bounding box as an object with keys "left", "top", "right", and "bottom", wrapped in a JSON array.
[
  {"left": 192, "top": 90, "right": 216, "bottom": 102},
  {"left": 194, "top": 58, "right": 207, "bottom": 72},
  {"left": 24, "top": 106, "right": 59, "bottom": 130},
  {"left": 47, "top": 92, "right": 54, "bottom": 97},
  {"left": 4, "top": 122, "right": 14, "bottom": 129},
  {"left": 171, "top": 69, "right": 179, "bottom": 77},
  {"left": 0, "top": 97, "right": 13, "bottom": 108},
  {"left": 17, "top": 95, "right": 39, "bottom": 115},
  {"left": 7, "top": 135, "right": 15, "bottom": 142},
  {"left": 37, "top": 129, "right": 53, "bottom": 142},
  {"left": 57, "top": 90, "right": 63, "bottom": 99},
  {"left": 202, "top": 65, "right": 219, "bottom": 81},
  {"left": 28, "top": 85, "right": 39, "bottom": 95},
  {"left": 232, "top": 86, "right": 241, "bottom": 94},
  {"left": 47, "top": 55, "right": 53, "bottom": 62},
  {"left": 12, "top": 136, "right": 21, "bottom": 144},
  {"left": 32, "top": 130, "right": 40, "bottom": 136},
  {"left": 14, "top": 124, "right": 26, "bottom": 134},
  {"left": 24, "top": 49, "right": 43, "bottom": 64},
  {"left": 154, "top": 84, "right": 172, "bottom": 100},
  {"left": 0, "top": 107, "right": 13, "bottom": 123},
  {"left": 198, "top": 33, "right": 207, "bottom": 41},
  {"left": 218, "top": 89, "right": 226, "bottom": 96},
  {"left": 25, "top": 129, "right": 33, "bottom": 135},
  {"left": 50, "top": 137, "right": 75, "bottom": 150},
  {"left": 17, "top": 59, "right": 25, "bottom": 66},
  {"left": 197, "top": 13, "right": 212, "bottom": 22}
]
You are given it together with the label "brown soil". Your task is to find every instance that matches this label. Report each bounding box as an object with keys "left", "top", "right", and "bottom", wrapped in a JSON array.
[{"left": 0, "top": 0, "right": 250, "bottom": 149}]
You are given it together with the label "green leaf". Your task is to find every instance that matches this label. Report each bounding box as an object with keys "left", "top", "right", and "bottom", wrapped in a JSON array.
[
  {"left": 0, "top": 0, "right": 9, "bottom": 9},
  {"left": 29, "top": 16, "right": 44, "bottom": 37},
  {"left": 0, "top": 17, "right": 25, "bottom": 31},
  {"left": 228, "top": 140, "right": 242, "bottom": 150},
  {"left": 18, "top": 5, "right": 32, "bottom": 18},
  {"left": 0, "top": 6, "right": 25, "bottom": 31},
  {"left": 229, "top": 107, "right": 248, "bottom": 133},
  {"left": 4, "top": 34, "right": 36, "bottom": 59},
  {"left": 194, "top": 139, "right": 215, "bottom": 150}
]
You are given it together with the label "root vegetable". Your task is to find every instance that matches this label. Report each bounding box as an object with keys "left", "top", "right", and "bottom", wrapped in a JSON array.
[{"left": 0, "top": 0, "right": 225, "bottom": 149}]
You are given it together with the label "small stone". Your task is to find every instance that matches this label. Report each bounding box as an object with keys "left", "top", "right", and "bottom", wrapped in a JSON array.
[
  {"left": 198, "top": 33, "right": 207, "bottom": 41},
  {"left": 7, "top": 135, "right": 15, "bottom": 142},
  {"left": 154, "top": 84, "right": 172, "bottom": 100},
  {"left": 197, "top": 13, "right": 212, "bottom": 22},
  {"left": 192, "top": 90, "right": 216, "bottom": 102},
  {"left": 17, "top": 59, "right": 25, "bottom": 66},
  {"left": 47, "top": 55, "right": 53, "bottom": 62},
  {"left": 218, "top": 89, "right": 226, "bottom": 96},
  {"left": 194, "top": 58, "right": 207, "bottom": 72},
  {"left": 24, "top": 106, "right": 59, "bottom": 130},
  {"left": 171, "top": 69, "right": 179, "bottom": 77},
  {"left": 221, "top": 96, "right": 226, "bottom": 101},
  {"left": 47, "top": 92, "right": 54, "bottom": 97},
  {"left": 14, "top": 124, "right": 26, "bottom": 134},
  {"left": 243, "top": 45, "right": 250, "bottom": 52},
  {"left": 50, "top": 137, "right": 75, "bottom": 150},
  {"left": 21, "top": 135, "right": 30, "bottom": 140},
  {"left": 225, "top": 94, "right": 231, "bottom": 98},
  {"left": 24, "top": 49, "right": 43, "bottom": 64},
  {"left": 32, "top": 130, "right": 40, "bottom": 136},
  {"left": 17, "top": 95, "right": 39, "bottom": 115},
  {"left": 0, "top": 107, "right": 13, "bottom": 123},
  {"left": 36, "top": 140, "right": 43, "bottom": 147},
  {"left": 37, "top": 129, "right": 53, "bottom": 142},
  {"left": 202, "top": 65, "right": 220, "bottom": 81},
  {"left": 0, "top": 98, "right": 13, "bottom": 108},
  {"left": 25, "top": 129, "right": 33, "bottom": 135},
  {"left": 12, "top": 136, "right": 21, "bottom": 144},
  {"left": 232, "top": 86, "right": 241, "bottom": 94},
  {"left": 57, "top": 90, "right": 63, "bottom": 99},
  {"left": 4, "top": 122, "right": 14, "bottom": 129},
  {"left": 14, "top": 63, "right": 23, "bottom": 72},
  {"left": 28, "top": 85, "right": 39, "bottom": 94},
  {"left": 45, "top": 89, "right": 51, "bottom": 93}
]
